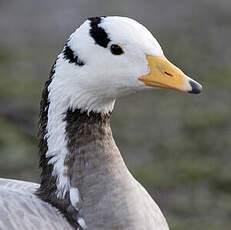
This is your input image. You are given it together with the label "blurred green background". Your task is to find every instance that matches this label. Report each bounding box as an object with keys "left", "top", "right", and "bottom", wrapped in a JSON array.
[{"left": 0, "top": 0, "right": 230, "bottom": 229}]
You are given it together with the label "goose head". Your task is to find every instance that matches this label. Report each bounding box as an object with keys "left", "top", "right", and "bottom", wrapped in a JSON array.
[{"left": 52, "top": 16, "right": 202, "bottom": 114}]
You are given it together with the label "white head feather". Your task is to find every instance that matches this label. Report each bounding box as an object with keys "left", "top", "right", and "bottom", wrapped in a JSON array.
[{"left": 52, "top": 16, "right": 164, "bottom": 114}]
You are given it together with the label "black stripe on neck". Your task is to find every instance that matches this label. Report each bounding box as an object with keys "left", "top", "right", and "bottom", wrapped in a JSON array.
[
  {"left": 36, "top": 60, "right": 81, "bottom": 229},
  {"left": 36, "top": 59, "right": 58, "bottom": 198},
  {"left": 63, "top": 44, "right": 85, "bottom": 66},
  {"left": 88, "top": 16, "right": 111, "bottom": 48}
]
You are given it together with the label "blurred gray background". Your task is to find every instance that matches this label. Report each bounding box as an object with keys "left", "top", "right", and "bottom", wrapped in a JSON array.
[{"left": 0, "top": 0, "right": 230, "bottom": 229}]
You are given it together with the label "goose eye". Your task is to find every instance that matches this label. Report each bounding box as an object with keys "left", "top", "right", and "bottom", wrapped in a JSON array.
[{"left": 110, "top": 44, "right": 124, "bottom": 55}]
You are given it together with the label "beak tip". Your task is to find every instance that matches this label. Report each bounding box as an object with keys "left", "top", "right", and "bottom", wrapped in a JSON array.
[{"left": 188, "top": 80, "right": 202, "bottom": 94}]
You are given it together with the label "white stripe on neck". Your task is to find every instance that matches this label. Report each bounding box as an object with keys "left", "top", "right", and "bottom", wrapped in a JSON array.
[
  {"left": 46, "top": 69, "right": 70, "bottom": 198},
  {"left": 45, "top": 54, "right": 115, "bottom": 198}
]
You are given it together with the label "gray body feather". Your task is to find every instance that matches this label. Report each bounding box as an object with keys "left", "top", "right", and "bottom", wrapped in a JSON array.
[{"left": 0, "top": 179, "right": 73, "bottom": 230}]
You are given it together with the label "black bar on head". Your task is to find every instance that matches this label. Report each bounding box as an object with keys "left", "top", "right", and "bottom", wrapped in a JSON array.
[
  {"left": 63, "top": 45, "right": 85, "bottom": 66},
  {"left": 88, "top": 16, "right": 111, "bottom": 48}
]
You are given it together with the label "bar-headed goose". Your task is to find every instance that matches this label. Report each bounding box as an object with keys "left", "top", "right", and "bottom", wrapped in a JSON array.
[{"left": 0, "top": 16, "right": 202, "bottom": 230}]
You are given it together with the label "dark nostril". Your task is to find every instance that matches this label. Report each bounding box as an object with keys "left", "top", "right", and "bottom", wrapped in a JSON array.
[
  {"left": 188, "top": 80, "right": 202, "bottom": 94},
  {"left": 164, "top": 71, "right": 173, "bottom": 77}
]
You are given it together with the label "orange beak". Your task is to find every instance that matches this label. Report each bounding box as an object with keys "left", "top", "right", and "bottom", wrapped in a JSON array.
[{"left": 139, "top": 55, "right": 202, "bottom": 94}]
